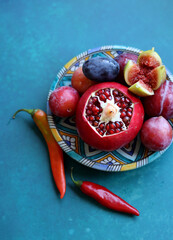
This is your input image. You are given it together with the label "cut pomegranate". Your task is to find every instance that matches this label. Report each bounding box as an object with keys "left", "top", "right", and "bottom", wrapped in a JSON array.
[{"left": 76, "top": 82, "right": 144, "bottom": 151}]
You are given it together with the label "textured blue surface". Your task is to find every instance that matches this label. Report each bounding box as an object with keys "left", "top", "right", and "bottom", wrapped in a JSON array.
[{"left": 0, "top": 1, "right": 173, "bottom": 240}]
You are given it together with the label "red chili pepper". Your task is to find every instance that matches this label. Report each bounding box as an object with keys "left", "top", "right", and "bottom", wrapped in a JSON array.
[
  {"left": 13, "top": 109, "right": 66, "bottom": 199},
  {"left": 71, "top": 168, "right": 139, "bottom": 216}
]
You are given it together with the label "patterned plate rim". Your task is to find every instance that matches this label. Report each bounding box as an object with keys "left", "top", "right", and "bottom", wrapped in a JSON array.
[{"left": 47, "top": 45, "right": 173, "bottom": 172}]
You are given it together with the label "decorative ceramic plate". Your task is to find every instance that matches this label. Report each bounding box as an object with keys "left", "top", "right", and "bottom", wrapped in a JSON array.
[{"left": 47, "top": 45, "right": 173, "bottom": 172}]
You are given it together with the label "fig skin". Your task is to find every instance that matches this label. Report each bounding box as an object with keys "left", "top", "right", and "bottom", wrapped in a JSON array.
[
  {"left": 142, "top": 80, "right": 173, "bottom": 119},
  {"left": 76, "top": 82, "right": 144, "bottom": 151},
  {"left": 114, "top": 53, "right": 138, "bottom": 84},
  {"left": 140, "top": 116, "right": 173, "bottom": 151}
]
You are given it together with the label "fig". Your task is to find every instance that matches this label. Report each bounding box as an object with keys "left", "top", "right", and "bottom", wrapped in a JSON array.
[
  {"left": 124, "top": 48, "right": 166, "bottom": 96},
  {"left": 142, "top": 80, "right": 173, "bottom": 119},
  {"left": 82, "top": 57, "right": 120, "bottom": 82},
  {"left": 128, "top": 80, "right": 154, "bottom": 97},
  {"left": 76, "top": 82, "right": 144, "bottom": 151},
  {"left": 137, "top": 47, "right": 162, "bottom": 68},
  {"left": 114, "top": 52, "right": 138, "bottom": 84},
  {"left": 140, "top": 116, "right": 173, "bottom": 151}
]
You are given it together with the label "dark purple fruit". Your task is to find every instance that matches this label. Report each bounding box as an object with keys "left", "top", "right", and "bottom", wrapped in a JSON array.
[{"left": 82, "top": 57, "right": 120, "bottom": 82}]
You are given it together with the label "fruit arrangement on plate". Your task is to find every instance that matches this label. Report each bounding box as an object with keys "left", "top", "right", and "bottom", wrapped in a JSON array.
[{"left": 47, "top": 46, "right": 173, "bottom": 172}]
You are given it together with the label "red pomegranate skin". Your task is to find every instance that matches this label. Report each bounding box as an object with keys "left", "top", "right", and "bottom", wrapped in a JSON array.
[
  {"left": 142, "top": 80, "right": 173, "bottom": 119},
  {"left": 76, "top": 82, "right": 144, "bottom": 151},
  {"left": 140, "top": 116, "right": 173, "bottom": 151}
]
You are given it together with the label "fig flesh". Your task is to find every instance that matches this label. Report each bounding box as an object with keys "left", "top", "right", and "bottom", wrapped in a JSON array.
[
  {"left": 128, "top": 80, "right": 154, "bottom": 97},
  {"left": 137, "top": 47, "right": 162, "bottom": 68}
]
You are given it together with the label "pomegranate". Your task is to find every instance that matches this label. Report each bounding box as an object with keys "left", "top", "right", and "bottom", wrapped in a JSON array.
[{"left": 76, "top": 82, "right": 144, "bottom": 151}]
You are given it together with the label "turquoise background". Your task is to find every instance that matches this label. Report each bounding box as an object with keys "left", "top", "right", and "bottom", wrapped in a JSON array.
[{"left": 0, "top": 0, "right": 173, "bottom": 239}]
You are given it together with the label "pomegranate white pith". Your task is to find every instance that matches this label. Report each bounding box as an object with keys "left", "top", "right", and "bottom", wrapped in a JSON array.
[{"left": 76, "top": 82, "right": 144, "bottom": 151}]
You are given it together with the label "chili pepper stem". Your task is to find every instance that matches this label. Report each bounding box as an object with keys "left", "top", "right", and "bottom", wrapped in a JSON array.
[
  {"left": 71, "top": 168, "right": 83, "bottom": 188},
  {"left": 12, "top": 109, "right": 38, "bottom": 119}
]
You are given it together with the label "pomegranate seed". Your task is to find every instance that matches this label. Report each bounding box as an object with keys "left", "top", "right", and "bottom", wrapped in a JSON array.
[
  {"left": 120, "top": 108, "right": 127, "bottom": 112},
  {"left": 127, "top": 111, "right": 132, "bottom": 117},
  {"left": 104, "top": 90, "right": 110, "bottom": 97},
  {"left": 99, "top": 130, "right": 104, "bottom": 136},
  {"left": 92, "top": 106, "right": 99, "bottom": 113},
  {"left": 99, "top": 123, "right": 105, "bottom": 129},
  {"left": 89, "top": 115, "right": 95, "bottom": 121},
  {"left": 86, "top": 109, "right": 92, "bottom": 115},
  {"left": 120, "top": 97, "right": 125, "bottom": 102},
  {"left": 108, "top": 96, "right": 112, "bottom": 100},
  {"left": 106, "top": 124, "right": 110, "bottom": 131},
  {"left": 109, "top": 129, "right": 115, "bottom": 134},
  {"left": 121, "top": 111, "right": 126, "bottom": 118},
  {"left": 93, "top": 121, "right": 99, "bottom": 126},
  {"left": 121, "top": 103, "right": 127, "bottom": 108},
  {"left": 117, "top": 102, "right": 121, "bottom": 107},
  {"left": 123, "top": 116, "right": 130, "bottom": 123},
  {"left": 115, "top": 128, "right": 120, "bottom": 133},
  {"left": 100, "top": 94, "right": 106, "bottom": 102},
  {"left": 86, "top": 116, "right": 90, "bottom": 120},
  {"left": 99, "top": 107, "right": 103, "bottom": 112},
  {"left": 88, "top": 98, "right": 93, "bottom": 104},
  {"left": 96, "top": 128, "right": 100, "bottom": 132},
  {"left": 110, "top": 123, "right": 116, "bottom": 129},
  {"left": 120, "top": 122, "right": 123, "bottom": 127},
  {"left": 88, "top": 103, "right": 92, "bottom": 109},
  {"left": 96, "top": 116, "right": 100, "bottom": 121},
  {"left": 115, "top": 97, "right": 120, "bottom": 102},
  {"left": 115, "top": 122, "right": 121, "bottom": 128},
  {"left": 127, "top": 107, "right": 133, "bottom": 112},
  {"left": 113, "top": 90, "right": 119, "bottom": 96},
  {"left": 98, "top": 89, "right": 104, "bottom": 94},
  {"left": 92, "top": 106, "right": 99, "bottom": 111},
  {"left": 119, "top": 92, "right": 123, "bottom": 97},
  {"left": 93, "top": 97, "right": 98, "bottom": 103},
  {"left": 125, "top": 98, "right": 130, "bottom": 103}
]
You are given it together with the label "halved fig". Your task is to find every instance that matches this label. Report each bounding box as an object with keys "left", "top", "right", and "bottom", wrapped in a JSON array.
[
  {"left": 137, "top": 47, "right": 162, "bottom": 68},
  {"left": 124, "top": 48, "right": 166, "bottom": 96},
  {"left": 128, "top": 80, "right": 154, "bottom": 97},
  {"left": 147, "top": 65, "right": 166, "bottom": 90},
  {"left": 124, "top": 60, "right": 140, "bottom": 86}
]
